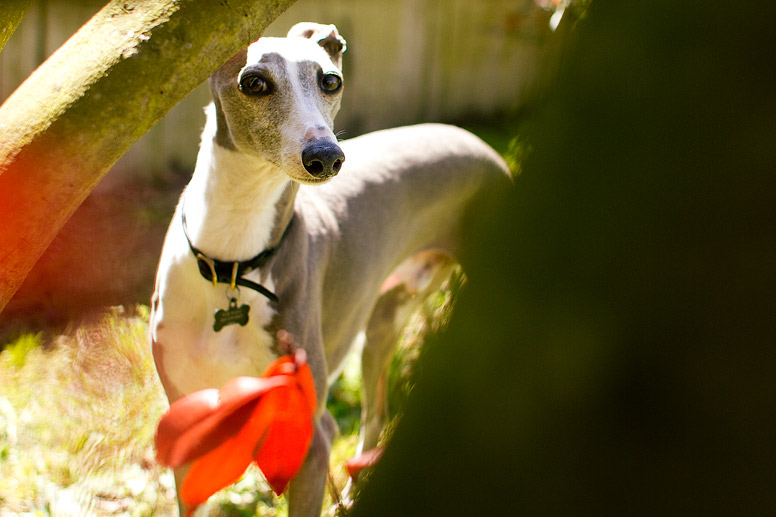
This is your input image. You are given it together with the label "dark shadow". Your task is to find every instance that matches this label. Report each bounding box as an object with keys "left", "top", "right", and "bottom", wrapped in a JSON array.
[{"left": 351, "top": 0, "right": 776, "bottom": 514}]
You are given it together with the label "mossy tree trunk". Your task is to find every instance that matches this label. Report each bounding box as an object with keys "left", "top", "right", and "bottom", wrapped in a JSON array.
[
  {"left": 0, "top": 0, "right": 32, "bottom": 52},
  {"left": 0, "top": 0, "right": 296, "bottom": 313}
]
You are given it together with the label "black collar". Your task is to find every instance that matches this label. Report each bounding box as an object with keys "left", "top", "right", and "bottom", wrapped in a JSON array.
[{"left": 181, "top": 209, "right": 292, "bottom": 303}]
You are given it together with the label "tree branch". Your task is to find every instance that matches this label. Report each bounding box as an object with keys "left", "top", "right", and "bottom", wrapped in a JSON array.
[
  {"left": 0, "top": 0, "right": 297, "bottom": 313},
  {"left": 0, "top": 0, "right": 31, "bottom": 52}
]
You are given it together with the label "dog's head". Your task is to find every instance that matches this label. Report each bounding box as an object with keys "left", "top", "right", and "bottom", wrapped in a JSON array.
[{"left": 209, "top": 23, "right": 347, "bottom": 184}]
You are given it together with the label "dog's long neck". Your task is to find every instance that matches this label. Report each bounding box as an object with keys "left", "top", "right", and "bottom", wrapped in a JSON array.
[{"left": 182, "top": 106, "right": 297, "bottom": 262}]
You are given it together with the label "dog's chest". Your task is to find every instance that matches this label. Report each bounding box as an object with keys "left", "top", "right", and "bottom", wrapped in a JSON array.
[
  {"left": 197, "top": 311, "right": 277, "bottom": 384},
  {"left": 154, "top": 275, "right": 279, "bottom": 395}
]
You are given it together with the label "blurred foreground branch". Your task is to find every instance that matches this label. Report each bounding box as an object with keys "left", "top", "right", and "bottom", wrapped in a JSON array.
[{"left": 351, "top": 0, "right": 776, "bottom": 514}]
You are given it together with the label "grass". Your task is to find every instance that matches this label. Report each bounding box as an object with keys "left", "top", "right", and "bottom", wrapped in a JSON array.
[{"left": 0, "top": 306, "right": 174, "bottom": 515}]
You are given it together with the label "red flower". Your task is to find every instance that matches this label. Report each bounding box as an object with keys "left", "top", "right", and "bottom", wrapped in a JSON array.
[
  {"left": 155, "top": 350, "right": 317, "bottom": 513},
  {"left": 346, "top": 448, "right": 384, "bottom": 481}
]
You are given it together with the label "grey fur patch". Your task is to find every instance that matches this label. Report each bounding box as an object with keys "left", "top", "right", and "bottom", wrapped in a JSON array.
[
  {"left": 236, "top": 53, "right": 290, "bottom": 164},
  {"left": 209, "top": 49, "right": 248, "bottom": 151},
  {"left": 270, "top": 181, "right": 300, "bottom": 246},
  {"left": 211, "top": 94, "right": 236, "bottom": 150}
]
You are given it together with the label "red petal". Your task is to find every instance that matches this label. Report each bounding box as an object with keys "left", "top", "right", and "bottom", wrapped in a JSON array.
[
  {"left": 346, "top": 448, "right": 384, "bottom": 480},
  {"left": 263, "top": 353, "right": 296, "bottom": 376},
  {"left": 253, "top": 384, "right": 315, "bottom": 494},
  {"left": 155, "top": 388, "right": 219, "bottom": 466},
  {"left": 181, "top": 426, "right": 256, "bottom": 507},
  {"left": 156, "top": 353, "right": 319, "bottom": 505},
  {"left": 253, "top": 358, "right": 317, "bottom": 493},
  {"left": 180, "top": 378, "right": 293, "bottom": 508},
  {"left": 155, "top": 376, "right": 290, "bottom": 468}
]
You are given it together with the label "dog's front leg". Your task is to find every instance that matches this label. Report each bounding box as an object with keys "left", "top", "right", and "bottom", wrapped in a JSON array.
[{"left": 287, "top": 410, "right": 337, "bottom": 516}]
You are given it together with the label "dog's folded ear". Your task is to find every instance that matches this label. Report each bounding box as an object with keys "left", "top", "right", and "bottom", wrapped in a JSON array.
[{"left": 287, "top": 22, "right": 347, "bottom": 69}]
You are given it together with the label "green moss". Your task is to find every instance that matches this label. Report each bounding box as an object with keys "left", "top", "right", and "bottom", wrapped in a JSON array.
[{"left": 0, "top": 0, "right": 32, "bottom": 52}]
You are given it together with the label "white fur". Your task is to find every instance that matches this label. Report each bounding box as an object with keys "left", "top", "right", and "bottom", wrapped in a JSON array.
[
  {"left": 185, "top": 106, "right": 289, "bottom": 259},
  {"left": 151, "top": 109, "right": 285, "bottom": 396}
]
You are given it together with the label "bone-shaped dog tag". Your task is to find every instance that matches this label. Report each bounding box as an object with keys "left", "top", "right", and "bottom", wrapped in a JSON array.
[{"left": 213, "top": 298, "right": 250, "bottom": 332}]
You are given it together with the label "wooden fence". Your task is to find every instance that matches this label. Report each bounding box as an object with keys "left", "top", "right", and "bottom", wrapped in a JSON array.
[{"left": 1, "top": 0, "right": 551, "bottom": 182}]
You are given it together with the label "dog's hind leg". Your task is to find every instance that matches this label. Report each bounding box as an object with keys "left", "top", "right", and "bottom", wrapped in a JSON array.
[{"left": 358, "top": 250, "right": 457, "bottom": 457}]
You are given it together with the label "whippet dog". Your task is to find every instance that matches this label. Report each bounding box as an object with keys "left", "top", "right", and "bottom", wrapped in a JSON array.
[{"left": 150, "top": 22, "right": 509, "bottom": 516}]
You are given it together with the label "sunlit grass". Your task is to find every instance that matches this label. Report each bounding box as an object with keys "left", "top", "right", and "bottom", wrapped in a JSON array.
[{"left": 0, "top": 305, "right": 174, "bottom": 515}]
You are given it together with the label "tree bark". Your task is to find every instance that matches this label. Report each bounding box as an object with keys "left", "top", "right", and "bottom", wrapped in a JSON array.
[
  {"left": 0, "top": 0, "right": 31, "bottom": 52},
  {"left": 0, "top": 0, "right": 296, "bottom": 313}
]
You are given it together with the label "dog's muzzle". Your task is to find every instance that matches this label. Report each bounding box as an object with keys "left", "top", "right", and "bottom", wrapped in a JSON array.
[{"left": 301, "top": 139, "right": 345, "bottom": 179}]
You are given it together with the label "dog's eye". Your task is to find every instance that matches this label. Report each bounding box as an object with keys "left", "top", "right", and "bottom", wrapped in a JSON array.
[
  {"left": 239, "top": 74, "right": 272, "bottom": 96},
  {"left": 319, "top": 73, "right": 342, "bottom": 94}
]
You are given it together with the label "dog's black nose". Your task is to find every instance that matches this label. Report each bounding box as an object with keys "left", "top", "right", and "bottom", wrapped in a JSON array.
[{"left": 302, "top": 140, "right": 345, "bottom": 179}]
